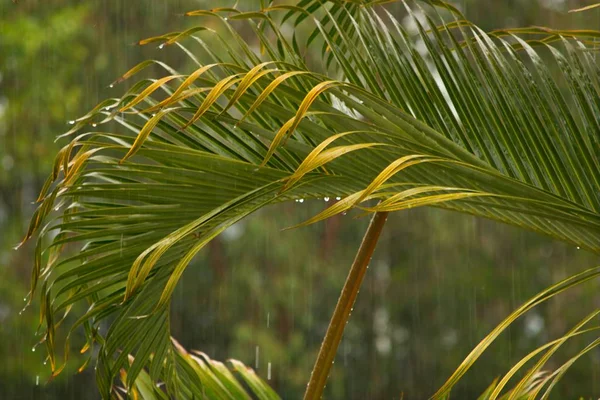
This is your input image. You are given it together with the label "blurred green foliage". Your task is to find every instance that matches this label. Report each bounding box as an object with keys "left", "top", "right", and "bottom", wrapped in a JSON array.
[{"left": 1, "top": 0, "right": 599, "bottom": 398}]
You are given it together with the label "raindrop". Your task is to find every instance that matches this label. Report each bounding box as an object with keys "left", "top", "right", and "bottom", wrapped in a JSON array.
[
  {"left": 23, "top": 297, "right": 27, "bottom": 302},
  {"left": 18, "top": 311, "right": 22, "bottom": 316},
  {"left": 324, "top": 197, "right": 330, "bottom": 202},
  {"left": 68, "top": 120, "right": 75, "bottom": 125},
  {"left": 267, "top": 362, "right": 272, "bottom": 380},
  {"left": 54, "top": 206, "right": 60, "bottom": 211},
  {"left": 336, "top": 197, "right": 341, "bottom": 201},
  {"left": 298, "top": 199, "right": 304, "bottom": 203},
  {"left": 255, "top": 346, "right": 260, "bottom": 369},
  {"left": 109, "top": 84, "right": 114, "bottom": 88},
  {"left": 224, "top": 17, "right": 228, "bottom": 21},
  {"left": 342, "top": 211, "right": 347, "bottom": 216},
  {"left": 32, "top": 346, "right": 36, "bottom": 352},
  {"left": 158, "top": 44, "right": 165, "bottom": 49},
  {"left": 92, "top": 123, "right": 97, "bottom": 127},
  {"left": 576, "top": 246, "right": 580, "bottom": 250},
  {"left": 43, "top": 361, "right": 47, "bottom": 365}
]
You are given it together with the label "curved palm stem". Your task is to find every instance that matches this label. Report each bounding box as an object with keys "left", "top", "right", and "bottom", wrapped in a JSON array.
[{"left": 304, "top": 211, "right": 389, "bottom": 400}]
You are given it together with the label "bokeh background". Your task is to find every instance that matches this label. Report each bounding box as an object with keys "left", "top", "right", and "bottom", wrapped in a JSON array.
[{"left": 1, "top": 0, "right": 600, "bottom": 398}]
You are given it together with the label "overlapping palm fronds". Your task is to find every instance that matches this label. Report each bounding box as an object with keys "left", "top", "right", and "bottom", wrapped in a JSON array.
[{"left": 24, "top": 0, "right": 600, "bottom": 398}]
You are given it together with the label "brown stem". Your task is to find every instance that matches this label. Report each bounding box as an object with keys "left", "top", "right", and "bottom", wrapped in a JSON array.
[{"left": 304, "top": 212, "right": 389, "bottom": 400}]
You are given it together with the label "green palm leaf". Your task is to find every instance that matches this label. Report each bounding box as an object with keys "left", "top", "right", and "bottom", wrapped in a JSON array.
[
  {"left": 121, "top": 340, "right": 280, "bottom": 400},
  {"left": 24, "top": 0, "right": 600, "bottom": 398}
]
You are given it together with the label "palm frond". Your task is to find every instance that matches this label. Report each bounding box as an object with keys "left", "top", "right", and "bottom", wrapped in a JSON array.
[
  {"left": 24, "top": 0, "right": 600, "bottom": 397},
  {"left": 569, "top": 3, "right": 600, "bottom": 13},
  {"left": 119, "top": 340, "right": 279, "bottom": 400}
]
